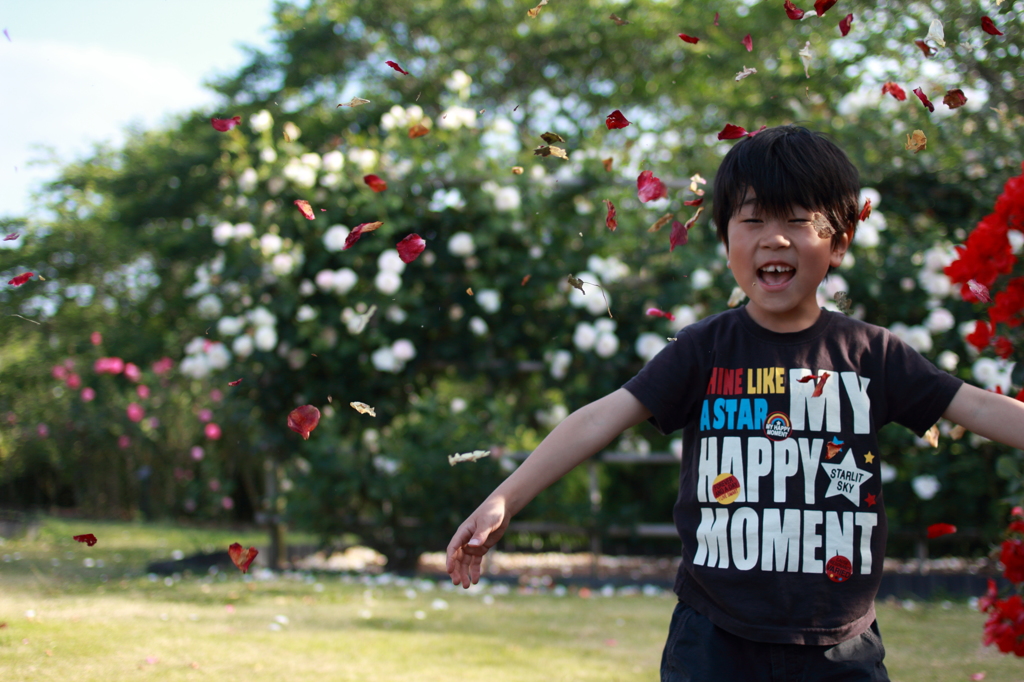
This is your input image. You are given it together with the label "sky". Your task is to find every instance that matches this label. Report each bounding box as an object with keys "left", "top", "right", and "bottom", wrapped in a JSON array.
[{"left": 0, "top": 0, "right": 279, "bottom": 220}]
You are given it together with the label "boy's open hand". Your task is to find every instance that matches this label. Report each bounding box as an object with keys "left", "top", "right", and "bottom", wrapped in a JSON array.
[{"left": 446, "top": 497, "right": 509, "bottom": 588}]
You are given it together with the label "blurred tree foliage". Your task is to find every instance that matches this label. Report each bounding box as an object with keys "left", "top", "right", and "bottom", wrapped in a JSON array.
[{"left": 1, "top": 0, "right": 1023, "bottom": 565}]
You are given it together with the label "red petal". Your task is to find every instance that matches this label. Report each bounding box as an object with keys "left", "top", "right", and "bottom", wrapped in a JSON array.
[
  {"left": 927, "top": 523, "right": 957, "bottom": 539},
  {"left": 814, "top": 0, "right": 837, "bottom": 16},
  {"left": 669, "top": 220, "right": 690, "bottom": 252},
  {"left": 747, "top": 125, "right": 768, "bottom": 137},
  {"left": 717, "top": 123, "right": 748, "bottom": 140},
  {"left": 605, "top": 109, "right": 631, "bottom": 129},
  {"left": 914, "top": 39, "right": 935, "bottom": 57},
  {"left": 228, "top": 378, "right": 243, "bottom": 386},
  {"left": 228, "top": 543, "right": 259, "bottom": 573},
  {"left": 942, "top": 88, "right": 968, "bottom": 109},
  {"left": 8, "top": 272, "right": 33, "bottom": 286},
  {"left": 981, "top": 16, "right": 1003, "bottom": 36},
  {"left": 858, "top": 198, "right": 872, "bottom": 222},
  {"left": 912, "top": 87, "right": 935, "bottom": 113},
  {"left": 678, "top": 33, "right": 699, "bottom": 44},
  {"left": 396, "top": 234, "right": 426, "bottom": 263},
  {"left": 4, "top": 233, "right": 20, "bottom": 241},
  {"left": 684, "top": 198, "right": 704, "bottom": 207},
  {"left": 364, "top": 174, "right": 388, "bottom": 192},
  {"left": 73, "top": 534, "right": 98, "bottom": 547},
  {"left": 741, "top": 34, "right": 753, "bottom": 52},
  {"left": 293, "top": 199, "right": 315, "bottom": 220},
  {"left": 287, "top": 405, "right": 321, "bottom": 440},
  {"left": 784, "top": 1, "right": 806, "bottom": 20},
  {"left": 714, "top": 12, "right": 719, "bottom": 26},
  {"left": 341, "top": 222, "right": 383, "bottom": 250},
  {"left": 839, "top": 13, "right": 853, "bottom": 36},
  {"left": 637, "top": 171, "right": 668, "bottom": 203},
  {"left": 385, "top": 60, "right": 410, "bottom": 75},
  {"left": 604, "top": 199, "right": 617, "bottom": 231},
  {"left": 881, "top": 82, "right": 907, "bottom": 101},
  {"left": 408, "top": 123, "right": 430, "bottom": 138},
  {"left": 210, "top": 116, "right": 241, "bottom": 132},
  {"left": 646, "top": 307, "right": 676, "bottom": 321}
]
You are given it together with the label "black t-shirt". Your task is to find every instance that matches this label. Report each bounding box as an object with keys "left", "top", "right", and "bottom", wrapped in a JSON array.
[{"left": 623, "top": 305, "right": 964, "bottom": 645}]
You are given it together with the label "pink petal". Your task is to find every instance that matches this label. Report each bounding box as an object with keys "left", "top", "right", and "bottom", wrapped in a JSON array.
[
  {"left": 604, "top": 199, "right": 617, "bottom": 231},
  {"left": 287, "top": 405, "right": 321, "bottom": 440},
  {"left": 637, "top": 171, "right": 667, "bottom": 203},
  {"left": 385, "top": 60, "right": 410, "bottom": 75},
  {"left": 839, "top": 13, "right": 853, "bottom": 36},
  {"left": 210, "top": 116, "right": 241, "bottom": 132},
  {"left": 741, "top": 34, "right": 753, "bottom": 52},
  {"left": 396, "top": 234, "right": 426, "bottom": 263},
  {"left": 7, "top": 272, "right": 33, "bottom": 286},
  {"left": 3, "top": 233, "right": 18, "bottom": 241},
  {"left": 646, "top": 307, "right": 676, "bottom": 321},
  {"left": 294, "top": 199, "right": 315, "bottom": 220},
  {"left": 913, "top": 87, "right": 935, "bottom": 113},
  {"left": 717, "top": 123, "right": 748, "bottom": 140},
  {"left": 669, "top": 220, "right": 689, "bottom": 251}
]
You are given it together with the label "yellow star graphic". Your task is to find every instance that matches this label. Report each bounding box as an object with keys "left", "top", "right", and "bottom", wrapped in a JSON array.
[{"left": 863, "top": 452, "right": 875, "bottom": 464}]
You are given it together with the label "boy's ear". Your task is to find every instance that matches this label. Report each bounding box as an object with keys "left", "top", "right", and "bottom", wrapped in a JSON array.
[{"left": 830, "top": 226, "right": 855, "bottom": 267}]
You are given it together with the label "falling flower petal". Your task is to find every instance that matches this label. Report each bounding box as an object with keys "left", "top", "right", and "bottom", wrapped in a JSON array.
[
  {"left": 336, "top": 97, "right": 371, "bottom": 108},
  {"left": 798, "top": 372, "right": 830, "bottom": 397},
  {"left": 448, "top": 450, "right": 491, "bottom": 465},
  {"left": 396, "top": 234, "right": 426, "bottom": 263},
  {"left": 408, "top": 123, "right": 430, "bottom": 138},
  {"left": 228, "top": 543, "right": 258, "bottom": 573},
  {"left": 942, "top": 88, "right": 968, "bottom": 109},
  {"left": 609, "top": 13, "right": 629, "bottom": 25},
  {"left": 684, "top": 198, "right": 704, "bottom": 207},
  {"left": 210, "top": 116, "right": 241, "bottom": 132},
  {"left": 511, "top": 166, "right": 524, "bottom": 174},
  {"left": 526, "top": 0, "right": 548, "bottom": 18},
  {"left": 350, "top": 401, "right": 376, "bottom": 416},
  {"left": 968, "top": 279, "right": 991, "bottom": 302},
  {"left": 671, "top": 208, "right": 702, "bottom": 251},
  {"left": 521, "top": 275, "right": 531, "bottom": 286},
  {"left": 914, "top": 39, "right": 935, "bottom": 57},
  {"left": 73, "top": 534, "right": 98, "bottom": 547},
  {"left": 799, "top": 41, "right": 813, "bottom": 78},
  {"left": 605, "top": 110, "right": 630, "bottom": 129},
  {"left": 913, "top": 87, "right": 935, "bottom": 112},
  {"left": 602, "top": 158, "right": 613, "bottom": 172},
  {"left": 926, "top": 18, "right": 945, "bottom": 47},
  {"left": 833, "top": 291, "right": 852, "bottom": 314},
  {"left": 678, "top": 33, "right": 699, "bottom": 44},
  {"left": 784, "top": 1, "right": 806, "bottom": 20},
  {"left": 858, "top": 198, "right": 872, "bottom": 222},
  {"left": 287, "top": 405, "right": 321, "bottom": 440},
  {"left": 718, "top": 123, "right": 749, "bottom": 140},
  {"left": 741, "top": 34, "right": 753, "bottom": 52},
  {"left": 8, "top": 272, "right": 33, "bottom": 286},
  {"left": 981, "top": 16, "right": 1003, "bottom": 36},
  {"left": 228, "top": 379, "right": 243, "bottom": 386},
  {"left": 293, "top": 200, "right": 315, "bottom": 220},
  {"left": 604, "top": 199, "right": 617, "bottom": 231},
  {"left": 385, "top": 60, "right": 409, "bottom": 75},
  {"left": 533, "top": 145, "right": 568, "bottom": 160},
  {"left": 637, "top": 171, "right": 668, "bottom": 203},
  {"left": 646, "top": 307, "right": 676, "bottom": 321},
  {"left": 735, "top": 66, "right": 758, "bottom": 81},
  {"left": 3, "top": 233, "right": 18, "bottom": 241},
  {"left": 905, "top": 130, "right": 927, "bottom": 153},
  {"left": 839, "top": 13, "right": 854, "bottom": 36},
  {"left": 814, "top": 0, "right": 836, "bottom": 16},
  {"left": 923, "top": 424, "right": 940, "bottom": 448},
  {"left": 342, "top": 221, "right": 383, "bottom": 250},
  {"left": 364, "top": 174, "right": 388, "bottom": 192},
  {"left": 648, "top": 213, "right": 674, "bottom": 233},
  {"left": 927, "top": 523, "right": 957, "bottom": 539},
  {"left": 881, "top": 82, "right": 907, "bottom": 101}
]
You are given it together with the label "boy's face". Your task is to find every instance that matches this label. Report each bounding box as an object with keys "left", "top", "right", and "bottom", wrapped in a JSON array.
[{"left": 724, "top": 189, "right": 852, "bottom": 333}]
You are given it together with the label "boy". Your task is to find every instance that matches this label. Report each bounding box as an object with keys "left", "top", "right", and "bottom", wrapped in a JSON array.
[{"left": 446, "top": 125, "right": 1024, "bottom": 681}]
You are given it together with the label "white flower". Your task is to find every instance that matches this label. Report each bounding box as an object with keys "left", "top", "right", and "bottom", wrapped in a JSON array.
[
  {"left": 271, "top": 253, "right": 297, "bottom": 276},
  {"left": 282, "top": 158, "right": 317, "bottom": 189},
  {"left": 248, "top": 307, "right": 276, "bottom": 328},
  {"left": 234, "top": 222, "right": 255, "bottom": 240},
  {"left": 197, "top": 294, "right": 223, "bottom": 319},
  {"left": 185, "top": 337, "right": 206, "bottom": 355},
  {"left": 924, "top": 308, "right": 955, "bottom": 334},
  {"left": 430, "top": 188, "right": 466, "bottom": 212},
  {"left": 439, "top": 106, "right": 477, "bottom": 130},
  {"left": 448, "top": 232, "right": 475, "bottom": 257},
  {"left": 671, "top": 305, "right": 698, "bottom": 328},
  {"left": 282, "top": 121, "right": 301, "bottom": 140},
  {"left": 476, "top": 289, "right": 501, "bottom": 314},
  {"left": 670, "top": 438, "right": 683, "bottom": 459},
  {"left": 879, "top": 462, "right": 897, "bottom": 483},
  {"left": 469, "top": 316, "right": 489, "bottom": 336},
  {"left": 349, "top": 148, "right": 379, "bottom": 173},
  {"left": 232, "top": 334, "right": 254, "bottom": 359},
  {"left": 573, "top": 322, "right": 597, "bottom": 351},
  {"left": 493, "top": 187, "right": 521, "bottom": 212},
  {"left": 691, "top": 268, "right": 713, "bottom": 290},
  {"left": 392, "top": 339, "right": 416, "bottom": 362},
  {"left": 918, "top": 271, "right": 952, "bottom": 298},
  {"left": 207, "top": 343, "right": 232, "bottom": 370},
  {"left": 911, "top": 474, "right": 941, "bottom": 500},
  {"left": 315, "top": 269, "right": 337, "bottom": 291},
  {"left": 890, "top": 323, "right": 933, "bottom": 354},
  {"left": 250, "top": 110, "right": 274, "bottom": 133},
  {"left": 375, "top": 271, "right": 402, "bottom": 295},
  {"left": 378, "top": 249, "right": 407, "bottom": 274},
  {"left": 238, "top": 168, "right": 258, "bottom": 194},
  {"left": 536, "top": 403, "right": 568, "bottom": 429},
  {"left": 595, "top": 333, "right": 619, "bottom": 358},
  {"left": 548, "top": 349, "right": 572, "bottom": 380},
  {"left": 320, "top": 172, "right": 343, "bottom": 190},
  {"left": 180, "top": 355, "right": 210, "bottom": 379},
  {"left": 1010, "top": 230, "right": 1024, "bottom": 254},
  {"left": 450, "top": 397, "right": 468, "bottom": 414},
  {"left": 636, "top": 333, "right": 668, "bottom": 363},
  {"left": 254, "top": 326, "right": 278, "bottom": 352},
  {"left": 386, "top": 305, "right": 407, "bottom": 323},
  {"left": 373, "top": 456, "right": 400, "bottom": 475},
  {"left": 260, "top": 147, "right": 278, "bottom": 164},
  {"left": 854, "top": 224, "right": 879, "bottom": 248},
  {"left": 334, "top": 268, "right": 358, "bottom": 295},
  {"left": 217, "top": 316, "right": 245, "bottom": 337},
  {"left": 324, "top": 225, "right": 351, "bottom": 252},
  {"left": 937, "top": 350, "right": 959, "bottom": 372},
  {"left": 299, "top": 279, "right": 316, "bottom": 296},
  {"left": 594, "top": 318, "right": 616, "bottom": 335},
  {"left": 445, "top": 69, "right": 472, "bottom": 98},
  {"left": 972, "top": 357, "right": 1015, "bottom": 392},
  {"left": 260, "top": 233, "right": 283, "bottom": 256},
  {"left": 296, "top": 305, "right": 317, "bottom": 322},
  {"left": 371, "top": 346, "right": 400, "bottom": 372},
  {"left": 322, "top": 150, "right": 344, "bottom": 173},
  {"left": 299, "top": 152, "right": 321, "bottom": 170},
  {"left": 213, "top": 222, "right": 234, "bottom": 245}
]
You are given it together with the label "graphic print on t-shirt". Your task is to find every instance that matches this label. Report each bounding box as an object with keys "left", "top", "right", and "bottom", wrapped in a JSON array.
[{"left": 692, "top": 366, "right": 878, "bottom": 577}]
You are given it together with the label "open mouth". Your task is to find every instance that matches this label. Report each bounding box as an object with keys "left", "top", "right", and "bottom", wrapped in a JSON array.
[{"left": 757, "top": 264, "right": 796, "bottom": 286}]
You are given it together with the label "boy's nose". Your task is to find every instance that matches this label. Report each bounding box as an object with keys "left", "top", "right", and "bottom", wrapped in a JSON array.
[{"left": 760, "top": 221, "right": 791, "bottom": 246}]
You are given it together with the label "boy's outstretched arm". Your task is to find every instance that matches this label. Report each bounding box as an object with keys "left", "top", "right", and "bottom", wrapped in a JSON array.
[
  {"left": 446, "top": 388, "right": 653, "bottom": 588},
  {"left": 943, "top": 382, "right": 1024, "bottom": 450}
]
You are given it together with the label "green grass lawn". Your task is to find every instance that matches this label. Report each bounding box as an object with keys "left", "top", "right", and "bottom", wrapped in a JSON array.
[{"left": 0, "top": 517, "right": 1017, "bottom": 681}]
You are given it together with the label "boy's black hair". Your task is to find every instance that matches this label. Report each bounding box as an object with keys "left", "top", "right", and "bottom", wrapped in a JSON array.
[{"left": 712, "top": 125, "right": 860, "bottom": 255}]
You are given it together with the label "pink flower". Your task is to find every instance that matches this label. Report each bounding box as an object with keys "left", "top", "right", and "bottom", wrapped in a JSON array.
[
  {"left": 204, "top": 423, "right": 222, "bottom": 440},
  {"left": 198, "top": 409, "right": 213, "bottom": 423},
  {"left": 209, "top": 389, "right": 224, "bottom": 403},
  {"left": 136, "top": 385, "right": 150, "bottom": 399},
  {"left": 183, "top": 499, "right": 197, "bottom": 512},
  {"left": 94, "top": 357, "right": 125, "bottom": 374},
  {"left": 221, "top": 496, "right": 235, "bottom": 510},
  {"left": 51, "top": 365, "right": 68, "bottom": 380},
  {"left": 90, "top": 331, "right": 103, "bottom": 346},
  {"left": 126, "top": 403, "right": 145, "bottom": 423},
  {"left": 190, "top": 446, "right": 205, "bottom": 461},
  {"left": 209, "top": 478, "right": 221, "bottom": 492},
  {"left": 118, "top": 435, "right": 132, "bottom": 449},
  {"left": 124, "top": 362, "right": 142, "bottom": 382},
  {"left": 146, "top": 417, "right": 160, "bottom": 429},
  {"left": 65, "top": 373, "right": 82, "bottom": 390},
  {"left": 36, "top": 423, "right": 49, "bottom": 438},
  {"left": 80, "top": 387, "right": 96, "bottom": 402},
  {"left": 151, "top": 357, "right": 173, "bottom": 375}
]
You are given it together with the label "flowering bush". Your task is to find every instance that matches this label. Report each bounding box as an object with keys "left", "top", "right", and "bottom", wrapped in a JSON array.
[{"left": 980, "top": 507, "right": 1024, "bottom": 656}]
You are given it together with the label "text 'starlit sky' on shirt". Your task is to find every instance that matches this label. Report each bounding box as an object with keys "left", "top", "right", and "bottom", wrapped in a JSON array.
[{"left": 0, "top": 0, "right": 277, "bottom": 219}]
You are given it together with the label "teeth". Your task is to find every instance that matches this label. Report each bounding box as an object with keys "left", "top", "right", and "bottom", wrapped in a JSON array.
[{"left": 760, "top": 264, "right": 794, "bottom": 272}]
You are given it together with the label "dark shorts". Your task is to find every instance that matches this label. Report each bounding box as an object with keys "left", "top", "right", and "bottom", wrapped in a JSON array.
[{"left": 661, "top": 601, "right": 890, "bottom": 682}]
